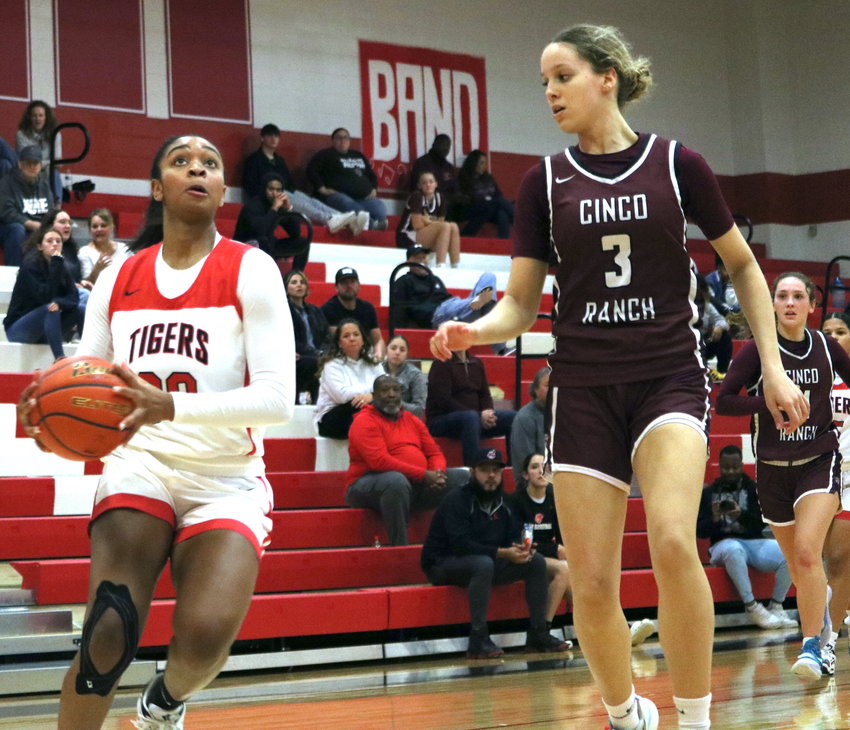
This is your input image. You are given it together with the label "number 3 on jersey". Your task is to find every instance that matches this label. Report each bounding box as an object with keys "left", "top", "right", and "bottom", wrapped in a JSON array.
[{"left": 602, "top": 234, "right": 632, "bottom": 288}]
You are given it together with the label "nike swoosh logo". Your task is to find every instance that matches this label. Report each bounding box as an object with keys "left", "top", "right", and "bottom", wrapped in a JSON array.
[
  {"left": 124, "top": 289, "right": 142, "bottom": 296},
  {"left": 555, "top": 175, "right": 576, "bottom": 184}
]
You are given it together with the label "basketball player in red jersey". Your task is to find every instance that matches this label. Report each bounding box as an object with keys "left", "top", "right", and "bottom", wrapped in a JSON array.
[
  {"left": 817, "top": 312, "right": 850, "bottom": 674},
  {"left": 718, "top": 275, "right": 850, "bottom": 680},
  {"left": 19, "top": 135, "right": 294, "bottom": 729},
  {"left": 431, "top": 24, "right": 807, "bottom": 730}
]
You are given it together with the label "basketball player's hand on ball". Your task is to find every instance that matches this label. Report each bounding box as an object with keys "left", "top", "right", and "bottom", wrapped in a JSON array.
[
  {"left": 111, "top": 363, "right": 175, "bottom": 432},
  {"left": 762, "top": 369, "right": 809, "bottom": 434},
  {"left": 430, "top": 322, "right": 476, "bottom": 360},
  {"left": 17, "top": 376, "right": 44, "bottom": 440}
]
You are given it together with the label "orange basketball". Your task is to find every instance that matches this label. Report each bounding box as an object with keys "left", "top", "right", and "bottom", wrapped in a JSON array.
[{"left": 28, "top": 356, "right": 134, "bottom": 461}]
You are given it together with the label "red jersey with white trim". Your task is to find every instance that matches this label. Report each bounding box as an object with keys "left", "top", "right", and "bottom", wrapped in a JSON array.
[
  {"left": 517, "top": 135, "right": 707, "bottom": 386},
  {"left": 103, "top": 238, "right": 275, "bottom": 474}
]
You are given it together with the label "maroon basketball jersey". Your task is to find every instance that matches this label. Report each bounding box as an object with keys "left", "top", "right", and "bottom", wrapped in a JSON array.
[
  {"left": 541, "top": 134, "right": 702, "bottom": 387},
  {"left": 739, "top": 330, "right": 840, "bottom": 461}
]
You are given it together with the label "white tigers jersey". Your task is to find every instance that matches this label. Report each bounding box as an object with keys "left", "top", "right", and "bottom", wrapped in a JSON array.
[
  {"left": 79, "top": 236, "right": 294, "bottom": 476},
  {"left": 831, "top": 376, "right": 850, "bottom": 468}
]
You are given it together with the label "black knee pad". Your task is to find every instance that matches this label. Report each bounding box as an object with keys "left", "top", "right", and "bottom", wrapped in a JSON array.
[{"left": 75, "top": 580, "right": 139, "bottom": 696}]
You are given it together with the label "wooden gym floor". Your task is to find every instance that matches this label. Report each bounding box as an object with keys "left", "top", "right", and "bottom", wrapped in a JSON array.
[{"left": 1, "top": 629, "right": 848, "bottom": 729}]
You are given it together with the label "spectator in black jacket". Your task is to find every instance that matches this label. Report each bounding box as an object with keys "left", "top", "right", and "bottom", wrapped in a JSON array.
[
  {"left": 285, "top": 269, "right": 330, "bottom": 403},
  {"left": 232, "top": 172, "right": 310, "bottom": 271},
  {"left": 306, "top": 127, "right": 387, "bottom": 230},
  {"left": 242, "top": 124, "right": 366, "bottom": 235},
  {"left": 420, "top": 447, "right": 570, "bottom": 658},
  {"left": 0, "top": 136, "right": 16, "bottom": 180},
  {"left": 696, "top": 445, "right": 797, "bottom": 630},
  {"left": 3, "top": 224, "right": 81, "bottom": 360},
  {"left": 0, "top": 145, "right": 54, "bottom": 265},
  {"left": 392, "top": 246, "right": 499, "bottom": 336}
]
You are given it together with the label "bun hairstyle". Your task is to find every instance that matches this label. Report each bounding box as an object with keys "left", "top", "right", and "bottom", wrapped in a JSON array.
[{"left": 552, "top": 24, "right": 653, "bottom": 108}]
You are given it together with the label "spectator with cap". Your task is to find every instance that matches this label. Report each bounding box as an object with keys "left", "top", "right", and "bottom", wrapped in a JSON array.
[
  {"left": 306, "top": 127, "right": 388, "bottom": 231},
  {"left": 0, "top": 144, "right": 54, "bottom": 265},
  {"left": 242, "top": 123, "right": 367, "bottom": 235},
  {"left": 321, "top": 266, "right": 386, "bottom": 359},
  {"left": 420, "top": 447, "right": 571, "bottom": 658},
  {"left": 426, "top": 345, "right": 515, "bottom": 466},
  {"left": 510, "top": 367, "right": 551, "bottom": 482},
  {"left": 346, "top": 374, "right": 468, "bottom": 545}
]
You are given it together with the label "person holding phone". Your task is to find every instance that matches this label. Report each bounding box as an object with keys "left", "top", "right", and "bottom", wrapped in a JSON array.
[{"left": 696, "top": 444, "right": 797, "bottom": 630}]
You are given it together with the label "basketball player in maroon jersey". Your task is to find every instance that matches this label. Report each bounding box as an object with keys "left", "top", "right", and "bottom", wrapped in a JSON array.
[
  {"left": 718, "top": 276, "right": 850, "bottom": 679},
  {"left": 18, "top": 135, "right": 294, "bottom": 729},
  {"left": 431, "top": 24, "right": 807, "bottom": 730}
]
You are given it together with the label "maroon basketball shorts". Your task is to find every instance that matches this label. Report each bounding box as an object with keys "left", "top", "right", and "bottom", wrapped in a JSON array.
[
  {"left": 546, "top": 367, "right": 710, "bottom": 492},
  {"left": 755, "top": 451, "right": 841, "bottom": 525}
]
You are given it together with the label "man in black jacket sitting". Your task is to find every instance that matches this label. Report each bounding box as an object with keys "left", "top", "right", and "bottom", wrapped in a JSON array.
[{"left": 420, "top": 447, "right": 570, "bottom": 658}]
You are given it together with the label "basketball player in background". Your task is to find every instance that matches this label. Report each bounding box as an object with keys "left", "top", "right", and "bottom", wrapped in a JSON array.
[
  {"left": 430, "top": 24, "right": 807, "bottom": 730},
  {"left": 19, "top": 135, "right": 294, "bottom": 729},
  {"left": 822, "top": 313, "right": 850, "bottom": 674}
]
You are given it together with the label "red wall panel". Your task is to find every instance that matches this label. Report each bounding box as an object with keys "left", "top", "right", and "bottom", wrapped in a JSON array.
[
  {"left": 167, "top": 0, "right": 251, "bottom": 123},
  {"left": 0, "top": 0, "right": 29, "bottom": 101},
  {"left": 55, "top": 0, "right": 145, "bottom": 112}
]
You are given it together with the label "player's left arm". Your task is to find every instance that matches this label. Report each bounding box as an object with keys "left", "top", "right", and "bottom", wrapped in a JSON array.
[
  {"left": 682, "top": 143, "right": 808, "bottom": 432},
  {"left": 169, "top": 248, "right": 295, "bottom": 427}
]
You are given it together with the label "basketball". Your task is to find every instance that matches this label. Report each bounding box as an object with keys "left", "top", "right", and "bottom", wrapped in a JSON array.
[{"left": 28, "top": 356, "right": 134, "bottom": 461}]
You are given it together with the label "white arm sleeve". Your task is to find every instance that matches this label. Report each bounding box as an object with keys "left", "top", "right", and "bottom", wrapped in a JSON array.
[
  {"left": 77, "top": 263, "right": 117, "bottom": 360},
  {"left": 171, "top": 248, "right": 295, "bottom": 426}
]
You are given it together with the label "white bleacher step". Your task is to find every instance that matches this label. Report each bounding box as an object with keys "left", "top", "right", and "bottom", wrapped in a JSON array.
[
  {"left": 0, "top": 606, "right": 73, "bottom": 637},
  {"left": 0, "top": 588, "right": 35, "bottom": 607},
  {"left": 0, "top": 404, "right": 15, "bottom": 440},
  {"left": 0, "top": 439, "right": 86, "bottom": 477},
  {"left": 0, "top": 654, "right": 154, "bottom": 696},
  {"left": 265, "top": 405, "right": 316, "bottom": 438},
  {"left": 0, "top": 342, "right": 79, "bottom": 374},
  {"left": 315, "top": 436, "right": 350, "bottom": 471}
]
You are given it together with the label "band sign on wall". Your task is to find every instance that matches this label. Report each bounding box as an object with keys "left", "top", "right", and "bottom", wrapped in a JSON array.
[{"left": 359, "top": 41, "right": 488, "bottom": 191}]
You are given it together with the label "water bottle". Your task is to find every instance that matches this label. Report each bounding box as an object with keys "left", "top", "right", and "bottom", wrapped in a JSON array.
[
  {"left": 521, "top": 523, "right": 534, "bottom": 551},
  {"left": 373, "top": 535, "right": 381, "bottom": 548},
  {"left": 832, "top": 276, "right": 845, "bottom": 309}
]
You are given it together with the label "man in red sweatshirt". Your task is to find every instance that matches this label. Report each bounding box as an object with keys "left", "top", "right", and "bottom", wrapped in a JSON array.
[{"left": 346, "top": 374, "right": 468, "bottom": 545}]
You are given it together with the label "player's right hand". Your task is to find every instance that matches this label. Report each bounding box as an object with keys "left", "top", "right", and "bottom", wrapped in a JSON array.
[
  {"left": 430, "top": 321, "right": 476, "bottom": 360},
  {"left": 17, "top": 375, "right": 49, "bottom": 451},
  {"left": 762, "top": 369, "right": 809, "bottom": 434}
]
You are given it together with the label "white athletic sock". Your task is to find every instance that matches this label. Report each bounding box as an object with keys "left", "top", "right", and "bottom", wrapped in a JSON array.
[
  {"left": 674, "top": 693, "right": 711, "bottom": 729},
  {"left": 604, "top": 688, "right": 639, "bottom": 730}
]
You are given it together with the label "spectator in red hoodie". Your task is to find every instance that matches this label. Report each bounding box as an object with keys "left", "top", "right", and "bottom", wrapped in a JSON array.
[{"left": 346, "top": 375, "right": 468, "bottom": 545}]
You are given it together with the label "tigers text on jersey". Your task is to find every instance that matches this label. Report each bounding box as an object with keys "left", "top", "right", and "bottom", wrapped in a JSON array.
[
  {"left": 96, "top": 238, "right": 292, "bottom": 476},
  {"left": 538, "top": 135, "right": 703, "bottom": 386}
]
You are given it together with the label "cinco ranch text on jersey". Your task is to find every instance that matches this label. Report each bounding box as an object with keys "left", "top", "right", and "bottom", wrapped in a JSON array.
[
  {"left": 579, "top": 194, "right": 648, "bottom": 225},
  {"left": 582, "top": 298, "right": 656, "bottom": 325},
  {"left": 779, "top": 367, "right": 819, "bottom": 441}
]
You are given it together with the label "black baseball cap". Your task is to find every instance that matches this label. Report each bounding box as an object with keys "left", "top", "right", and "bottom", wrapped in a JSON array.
[
  {"left": 406, "top": 244, "right": 428, "bottom": 259},
  {"left": 19, "top": 145, "right": 42, "bottom": 162},
  {"left": 335, "top": 266, "right": 359, "bottom": 283},
  {"left": 472, "top": 447, "right": 506, "bottom": 468}
]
